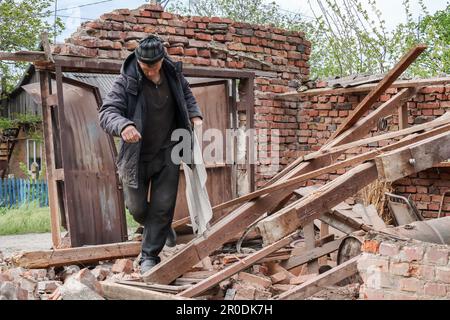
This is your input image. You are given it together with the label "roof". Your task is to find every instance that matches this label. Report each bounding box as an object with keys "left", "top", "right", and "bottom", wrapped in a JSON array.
[{"left": 63, "top": 72, "right": 118, "bottom": 99}]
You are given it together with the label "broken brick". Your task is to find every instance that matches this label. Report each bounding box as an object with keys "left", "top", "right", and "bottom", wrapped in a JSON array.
[{"left": 238, "top": 272, "right": 272, "bottom": 289}]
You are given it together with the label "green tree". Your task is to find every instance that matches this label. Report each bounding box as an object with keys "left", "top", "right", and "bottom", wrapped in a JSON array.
[
  {"left": 168, "top": 0, "right": 303, "bottom": 29},
  {"left": 0, "top": 0, "right": 63, "bottom": 98}
]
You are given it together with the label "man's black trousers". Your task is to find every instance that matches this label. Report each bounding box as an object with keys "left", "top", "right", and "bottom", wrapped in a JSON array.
[{"left": 123, "top": 146, "right": 180, "bottom": 264}]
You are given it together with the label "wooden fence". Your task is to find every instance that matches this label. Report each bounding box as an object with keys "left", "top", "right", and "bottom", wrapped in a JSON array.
[{"left": 0, "top": 178, "right": 48, "bottom": 208}]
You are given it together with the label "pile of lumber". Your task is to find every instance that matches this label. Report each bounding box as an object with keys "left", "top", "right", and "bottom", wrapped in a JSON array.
[{"left": 4, "top": 44, "right": 450, "bottom": 300}]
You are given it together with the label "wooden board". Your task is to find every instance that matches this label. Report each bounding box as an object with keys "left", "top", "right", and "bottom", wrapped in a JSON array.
[
  {"left": 375, "top": 131, "right": 450, "bottom": 182},
  {"left": 329, "top": 45, "right": 427, "bottom": 140},
  {"left": 11, "top": 242, "right": 141, "bottom": 268},
  {"left": 281, "top": 238, "right": 343, "bottom": 271},
  {"left": 100, "top": 281, "right": 190, "bottom": 300},
  {"left": 257, "top": 162, "right": 378, "bottom": 245},
  {"left": 278, "top": 77, "right": 450, "bottom": 97},
  {"left": 275, "top": 255, "right": 360, "bottom": 300},
  {"left": 177, "top": 233, "right": 297, "bottom": 298}
]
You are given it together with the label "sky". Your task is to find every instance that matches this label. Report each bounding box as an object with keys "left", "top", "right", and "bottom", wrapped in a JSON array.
[{"left": 51, "top": 0, "right": 449, "bottom": 43}]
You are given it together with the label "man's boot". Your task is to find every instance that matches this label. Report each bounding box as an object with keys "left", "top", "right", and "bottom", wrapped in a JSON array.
[
  {"left": 165, "top": 227, "right": 177, "bottom": 247},
  {"left": 140, "top": 259, "right": 158, "bottom": 275}
]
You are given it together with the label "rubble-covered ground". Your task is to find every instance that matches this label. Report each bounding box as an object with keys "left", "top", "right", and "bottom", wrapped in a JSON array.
[{"left": 0, "top": 240, "right": 361, "bottom": 300}]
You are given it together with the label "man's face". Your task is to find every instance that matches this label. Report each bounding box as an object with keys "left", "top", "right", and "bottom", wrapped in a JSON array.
[{"left": 138, "top": 59, "right": 163, "bottom": 79}]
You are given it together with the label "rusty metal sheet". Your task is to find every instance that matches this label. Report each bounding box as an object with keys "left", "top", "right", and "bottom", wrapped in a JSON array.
[
  {"left": 173, "top": 82, "right": 233, "bottom": 223},
  {"left": 24, "top": 78, "right": 127, "bottom": 247}
]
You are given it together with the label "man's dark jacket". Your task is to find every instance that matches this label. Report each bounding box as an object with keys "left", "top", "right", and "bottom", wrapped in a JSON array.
[{"left": 98, "top": 52, "right": 202, "bottom": 189}]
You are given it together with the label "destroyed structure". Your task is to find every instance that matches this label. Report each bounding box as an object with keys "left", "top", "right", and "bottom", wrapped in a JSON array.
[{"left": 1, "top": 3, "right": 450, "bottom": 300}]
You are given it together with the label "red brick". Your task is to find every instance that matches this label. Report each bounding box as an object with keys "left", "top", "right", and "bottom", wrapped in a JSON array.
[
  {"left": 362, "top": 240, "right": 380, "bottom": 254},
  {"left": 390, "top": 262, "right": 410, "bottom": 276},
  {"left": 424, "top": 282, "right": 447, "bottom": 297},
  {"left": 436, "top": 267, "right": 450, "bottom": 284},
  {"left": 379, "top": 242, "right": 400, "bottom": 257},
  {"left": 399, "top": 246, "right": 424, "bottom": 262},
  {"left": 399, "top": 278, "right": 422, "bottom": 293},
  {"left": 421, "top": 86, "right": 445, "bottom": 94},
  {"left": 184, "top": 48, "right": 198, "bottom": 56},
  {"left": 227, "top": 42, "right": 246, "bottom": 51},
  {"left": 111, "top": 259, "right": 133, "bottom": 274},
  {"left": 238, "top": 272, "right": 272, "bottom": 289},
  {"left": 198, "top": 49, "right": 211, "bottom": 58},
  {"left": 195, "top": 33, "right": 212, "bottom": 41},
  {"left": 192, "top": 57, "right": 211, "bottom": 66},
  {"left": 161, "top": 12, "right": 172, "bottom": 19},
  {"left": 168, "top": 46, "right": 184, "bottom": 55}
]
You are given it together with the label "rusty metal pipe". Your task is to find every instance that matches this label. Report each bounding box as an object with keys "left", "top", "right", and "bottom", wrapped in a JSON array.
[{"left": 382, "top": 216, "right": 450, "bottom": 245}]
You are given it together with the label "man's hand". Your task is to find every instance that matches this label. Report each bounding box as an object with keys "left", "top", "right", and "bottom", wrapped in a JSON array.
[
  {"left": 191, "top": 117, "right": 203, "bottom": 127},
  {"left": 121, "top": 125, "right": 142, "bottom": 143}
]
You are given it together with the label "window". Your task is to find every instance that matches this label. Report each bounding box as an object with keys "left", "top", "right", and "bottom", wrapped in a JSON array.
[{"left": 26, "top": 139, "right": 42, "bottom": 173}]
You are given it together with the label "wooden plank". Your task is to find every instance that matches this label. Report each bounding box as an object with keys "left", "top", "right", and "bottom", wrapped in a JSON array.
[
  {"left": 303, "top": 222, "right": 319, "bottom": 274},
  {"left": 39, "top": 71, "right": 61, "bottom": 248},
  {"left": 324, "top": 87, "right": 417, "bottom": 149},
  {"left": 375, "top": 131, "right": 450, "bottom": 182},
  {"left": 177, "top": 233, "right": 296, "bottom": 298},
  {"left": 11, "top": 242, "right": 141, "bottom": 268},
  {"left": 142, "top": 120, "right": 450, "bottom": 284},
  {"left": 275, "top": 255, "right": 361, "bottom": 300},
  {"left": 0, "top": 50, "right": 47, "bottom": 62},
  {"left": 281, "top": 239, "right": 343, "bottom": 271},
  {"left": 117, "top": 281, "right": 191, "bottom": 294},
  {"left": 365, "top": 205, "right": 387, "bottom": 231},
  {"left": 260, "top": 89, "right": 428, "bottom": 188},
  {"left": 398, "top": 103, "right": 409, "bottom": 130},
  {"left": 100, "top": 282, "right": 190, "bottom": 300},
  {"left": 316, "top": 112, "right": 450, "bottom": 160},
  {"left": 329, "top": 45, "right": 427, "bottom": 140},
  {"left": 257, "top": 162, "right": 378, "bottom": 245},
  {"left": 278, "top": 77, "right": 450, "bottom": 98}
]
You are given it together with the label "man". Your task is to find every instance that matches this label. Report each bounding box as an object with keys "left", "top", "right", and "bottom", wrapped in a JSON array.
[{"left": 98, "top": 35, "right": 203, "bottom": 274}]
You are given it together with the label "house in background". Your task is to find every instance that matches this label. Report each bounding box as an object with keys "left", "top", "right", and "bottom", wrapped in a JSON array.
[{"left": 1, "top": 64, "right": 118, "bottom": 179}]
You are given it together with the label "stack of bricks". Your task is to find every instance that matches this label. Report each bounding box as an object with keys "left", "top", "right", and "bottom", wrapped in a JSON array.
[
  {"left": 358, "top": 232, "right": 450, "bottom": 300},
  {"left": 51, "top": 3, "right": 311, "bottom": 190}
]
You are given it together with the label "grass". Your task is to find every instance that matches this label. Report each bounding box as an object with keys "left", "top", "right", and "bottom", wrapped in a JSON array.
[{"left": 0, "top": 202, "right": 139, "bottom": 236}]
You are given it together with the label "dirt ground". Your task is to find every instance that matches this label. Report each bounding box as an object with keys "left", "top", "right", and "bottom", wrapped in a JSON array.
[{"left": 0, "top": 233, "right": 53, "bottom": 257}]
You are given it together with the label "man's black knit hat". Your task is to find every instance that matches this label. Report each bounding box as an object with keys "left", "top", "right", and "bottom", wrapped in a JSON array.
[{"left": 135, "top": 35, "right": 166, "bottom": 65}]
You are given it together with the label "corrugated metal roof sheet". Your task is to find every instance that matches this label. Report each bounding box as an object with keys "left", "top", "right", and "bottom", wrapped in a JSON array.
[{"left": 63, "top": 73, "right": 119, "bottom": 99}]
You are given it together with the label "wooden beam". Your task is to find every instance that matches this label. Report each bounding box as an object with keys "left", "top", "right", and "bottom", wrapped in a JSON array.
[
  {"left": 303, "top": 222, "right": 319, "bottom": 273},
  {"left": 275, "top": 255, "right": 360, "bottom": 300},
  {"left": 100, "top": 282, "right": 190, "bottom": 300},
  {"left": 11, "top": 241, "right": 141, "bottom": 268},
  {"left": 278, "top": 77, "right": 450, "bottom": 98},
  {"left": 398, "top": 103, "right": 409, "bottom": 130},
  {"left": 281, "top": 238, "right": 343, "bottom": 271},
  {"left": 177, "top": 233, "right": 297, "bottom": 298},
  {"left": 324, "top": 87, "right": 417, "bottom": 149},
  {"left": 39, "top": 71, "right": 61, "bottom": 248},
  {"left": 257, "top": 162, "right": 378, "bottom": 245},
  {"left": 211, "top": 116, "right": 450, "bottom": 215},
  {"left": 329, "top": 45, "right": 427, "bottom": 140},
  {"left": 142, "top": 120, "right": 450, "bottom": 284},
  {"left": 0, "top": 50, "right": 47, "bottom": 62},
  {"left": 266, "top": 87, "right": 419, "bottom": 186},
  {"left": 375, "top": 131, "right": 450, "bottom": 182}
]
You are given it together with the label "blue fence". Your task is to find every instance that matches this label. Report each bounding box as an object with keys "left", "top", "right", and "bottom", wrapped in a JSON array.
[{"left": 0, "top": 178, "right": 49, "bottom": 208}]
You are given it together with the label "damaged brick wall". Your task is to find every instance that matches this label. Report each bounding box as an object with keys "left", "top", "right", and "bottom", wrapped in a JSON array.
[
  {"left": 50, "top": 3, "right": 450, "bottom": 217},
  {"left": 358, "top": 233, "right": 450, "bottom": 300},
  {"left": 291, "top": 84, "right": 450, "bottom": 218},
  {"left": 51, "top": 3, "right": 311, "bottom": 189}
]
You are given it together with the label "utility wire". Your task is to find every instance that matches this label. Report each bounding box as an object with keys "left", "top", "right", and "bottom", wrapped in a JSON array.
[{"left": 50, "top": 0, "right": 116, "bottom": 13}]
